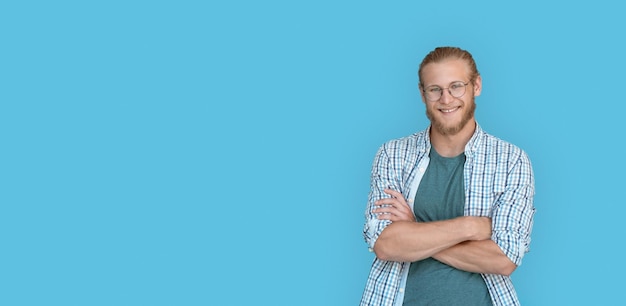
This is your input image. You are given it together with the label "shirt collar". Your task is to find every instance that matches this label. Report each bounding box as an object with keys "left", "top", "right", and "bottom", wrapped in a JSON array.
[
  {"left": 464, "top": 123, "right": 484, "bottom": 157},
  {"left": 422, "top": 123, "right": 484, "bottom": 157}
]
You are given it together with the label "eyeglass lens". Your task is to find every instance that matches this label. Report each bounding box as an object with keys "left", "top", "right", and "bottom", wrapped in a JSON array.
[{"left": 425, "top": 82, "right": 467, "bottom": 101}]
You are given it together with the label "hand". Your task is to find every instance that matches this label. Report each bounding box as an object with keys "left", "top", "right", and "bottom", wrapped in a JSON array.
[{"left": 373, "top": 189, "right": 416, "bottom": 222}]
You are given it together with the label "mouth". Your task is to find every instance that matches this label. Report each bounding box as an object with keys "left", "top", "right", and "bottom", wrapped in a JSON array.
[{"left": 439, "top": 106, "right": 460, "bottom": 113}]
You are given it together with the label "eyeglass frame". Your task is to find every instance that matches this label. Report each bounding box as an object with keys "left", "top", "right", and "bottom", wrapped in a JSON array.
[{"left": 420, "top": 80, "right": 473, "bottom": 102}]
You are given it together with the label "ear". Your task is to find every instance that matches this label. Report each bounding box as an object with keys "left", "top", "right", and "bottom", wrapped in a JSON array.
[
  {"left": 473, "top": 75, "right": 482, "bottom": 97},
  {"left": 418, "top": 83, "right": 427, "bottom": 103}
]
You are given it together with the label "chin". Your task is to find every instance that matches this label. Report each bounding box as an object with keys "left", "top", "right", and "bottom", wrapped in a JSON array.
[
  {"left": 427, "top": 101, "right": 476, "bottom": 136},
  {"left": 435, "top": 122, "right": 465, "bottom": 136}
]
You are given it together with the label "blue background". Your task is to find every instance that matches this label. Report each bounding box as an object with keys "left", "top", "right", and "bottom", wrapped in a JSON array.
[{"left": 2, "top": 1, "right": 624, "bottom": 305}]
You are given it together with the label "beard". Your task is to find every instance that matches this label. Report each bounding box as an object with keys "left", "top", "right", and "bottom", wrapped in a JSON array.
[{"left": 426, "top": 97, "right": 476, "bottom": 136}]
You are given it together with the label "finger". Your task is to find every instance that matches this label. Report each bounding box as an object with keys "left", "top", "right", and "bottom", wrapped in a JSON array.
[
  {"left": 375, "top": 195, "right": 407, "bottom": 206},
  {"left": 383, "top": 189, "right": 408, "bottom": 205},
  {"left": 374, "top": 203, "right": 411, "bottom": 216},
  {"left": 376, "top": 210, "right": 415, "bottom": 222},
  {"left": 374, "top": 205, "right": 414, "bottom": 220},
  {"left": 375, "top": 198, "right": 410, "bottom": 212},
  {"left": 375, "top": 198, "right": 401, "bottom": 206},
  {"left": 373, "top": 206, "right": 396, "bottom": 214},
  {"left": 373, "top": 204, "right": 401, "bottom": 214},
  {"left": 374, "top": 196, "right": 416, "bottom": 221},
  {"left": 376, "top": 213, "right": 394, "bottom": 220}
]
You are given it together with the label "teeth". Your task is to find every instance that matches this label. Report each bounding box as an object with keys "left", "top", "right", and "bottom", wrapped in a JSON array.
[{"left": 441, "top": 108, "right": 457, "bottom": 113}]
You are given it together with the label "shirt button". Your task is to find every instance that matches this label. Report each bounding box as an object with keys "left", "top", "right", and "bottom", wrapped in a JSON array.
[{"left": 399, "top": 288, "right": 405, "bottom": 293}]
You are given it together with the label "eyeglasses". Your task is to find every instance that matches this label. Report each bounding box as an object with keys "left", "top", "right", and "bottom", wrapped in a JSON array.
[{"left": 422, "top": 81, "right": 470, "bottom": 101}]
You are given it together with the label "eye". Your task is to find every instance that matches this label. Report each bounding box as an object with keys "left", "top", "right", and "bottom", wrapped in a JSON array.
[
  {"left": 450, "top": 82, "right": 464, "bottom": 90},
  {"left": 426, "top": 87, "right": 442, "bottom": 93}
]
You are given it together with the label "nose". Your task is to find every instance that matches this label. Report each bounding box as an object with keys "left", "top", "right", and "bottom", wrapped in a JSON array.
[{"left": 439, "top": 88, "right": 454, "bottom": 104}]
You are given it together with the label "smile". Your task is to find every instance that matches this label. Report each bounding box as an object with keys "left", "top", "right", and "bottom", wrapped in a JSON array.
[{"left": 440, "top": 107, "right": 460, "bottom": 113}]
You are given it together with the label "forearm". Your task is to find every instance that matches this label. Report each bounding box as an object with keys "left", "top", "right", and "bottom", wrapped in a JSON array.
[
  {"left": 373, "top": 217, "right": 487, "bottom": 262},
  {"left": 432, "top": 240, "right": 517, "bottom": 276}
]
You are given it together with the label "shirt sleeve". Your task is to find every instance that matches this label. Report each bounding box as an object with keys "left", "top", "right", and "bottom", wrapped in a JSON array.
[
  {"left": 363, "top": 144, "right": 403, "bottom": 251},
  {"left": 491, "top": 150, "right": 536, "bottom": 266}
]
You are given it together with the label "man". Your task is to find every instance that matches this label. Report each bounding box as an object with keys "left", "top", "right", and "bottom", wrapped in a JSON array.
[{"left": 360, "top": 47, "right": 535, "bottom": 306}]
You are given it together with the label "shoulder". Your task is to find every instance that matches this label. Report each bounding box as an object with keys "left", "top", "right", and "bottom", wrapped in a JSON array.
[
  {"left": 370, "top": 129, "right": 428, "bottom": 175},
  {"left": 475, "top": 129, "right": 532, "bottom": 166},
  {"left": 379, "top": 129, "right": 428, "bottom": 154}
]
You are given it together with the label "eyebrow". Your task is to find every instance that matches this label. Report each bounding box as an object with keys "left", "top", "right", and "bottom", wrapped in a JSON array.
[{"left": 424, "top": 80, "right": 467, "bottom": 88}]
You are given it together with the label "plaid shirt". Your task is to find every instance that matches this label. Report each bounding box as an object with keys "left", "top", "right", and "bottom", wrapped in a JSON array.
[{"left": 361, "top": 125, "right": 535, "bottom": 306}]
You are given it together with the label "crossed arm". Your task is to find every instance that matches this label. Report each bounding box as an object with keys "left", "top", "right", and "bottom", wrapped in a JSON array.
[{"left": 372, "top": 189, "right": 517, "bottom": 276}]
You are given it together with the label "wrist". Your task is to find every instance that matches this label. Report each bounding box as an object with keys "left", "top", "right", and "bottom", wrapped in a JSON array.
[{"left": 468, "top": 216, "right": 492, "bottom": 240}]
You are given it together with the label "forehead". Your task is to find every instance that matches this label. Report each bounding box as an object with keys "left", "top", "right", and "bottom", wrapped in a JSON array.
[{"left": 421, "top": 59, "right": 471, "bottom": 86}]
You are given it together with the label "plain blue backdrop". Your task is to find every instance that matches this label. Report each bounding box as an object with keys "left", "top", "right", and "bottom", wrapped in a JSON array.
[{"left": 2, "top": 1, "right": 625, "bottom": 305}]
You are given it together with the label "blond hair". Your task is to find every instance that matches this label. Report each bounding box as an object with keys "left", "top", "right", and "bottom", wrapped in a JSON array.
[{"left": 418, "top": 46, "right": 479, "bottom": 87}]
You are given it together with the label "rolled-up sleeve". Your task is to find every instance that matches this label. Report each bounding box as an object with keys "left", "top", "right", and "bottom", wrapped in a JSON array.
[
  {"left": 491, "top": 151, "right": 535, "bottom": 266},
  {"left": 363, "top": 144, "right": 401, "bottom": 251}
]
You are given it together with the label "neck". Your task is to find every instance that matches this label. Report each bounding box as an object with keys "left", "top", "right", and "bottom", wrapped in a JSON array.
[{"left": 430, "top": 120, "right": 476, "bottom": 157}]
